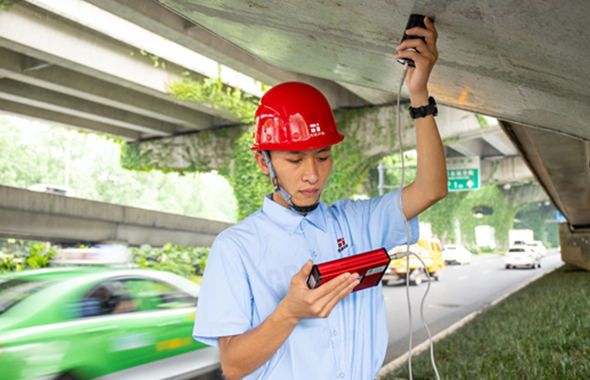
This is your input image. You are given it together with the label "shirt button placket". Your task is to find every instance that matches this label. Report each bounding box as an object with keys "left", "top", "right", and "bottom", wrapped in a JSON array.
[
  {"left": 303, "top": 219, "right": 319, "bottom": 261},
  {"left": 331, "top": 327, "right": 343, "bottom": 379}
]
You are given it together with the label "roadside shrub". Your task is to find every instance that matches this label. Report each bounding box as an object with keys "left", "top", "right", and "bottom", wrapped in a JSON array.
[
  {"left": 467, "top": 245, "right": 481, "bottom": 255},
  {"left": 0, "top": 253, "right": 17, "bottom": 272},
  {"left": 0, "top": 239, "right": 210, "bottom": 280},
  {"left": 480, "top": 245, "right": 494, "bottom": 253},
  {"left": 129, "top": 243, "right": 210, "bottom": 278},
  {"left": 0, "top": 241, "right": 56, "bottom": 272}
]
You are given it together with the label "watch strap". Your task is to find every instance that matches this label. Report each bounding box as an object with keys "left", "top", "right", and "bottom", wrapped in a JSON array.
[{"left": 409, "top": 96, "right": 438, "bottom": 119}]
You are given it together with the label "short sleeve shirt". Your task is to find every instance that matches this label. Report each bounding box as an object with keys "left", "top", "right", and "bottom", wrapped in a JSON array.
[{"left": 193, "top": 190, "right": 419, "bottom": 380}]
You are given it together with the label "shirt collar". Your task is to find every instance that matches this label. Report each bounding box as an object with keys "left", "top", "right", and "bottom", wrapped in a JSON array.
[{"left": 262, "top": 194, "right": 327, "bottom": 235}]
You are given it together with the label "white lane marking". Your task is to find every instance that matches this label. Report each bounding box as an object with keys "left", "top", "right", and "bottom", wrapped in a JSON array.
[
  {"left": 459, "top": 275, "right": 470, "bottom": 280},
  {"left": 378, "top": 263, "right": 565, "bottom": 379}
]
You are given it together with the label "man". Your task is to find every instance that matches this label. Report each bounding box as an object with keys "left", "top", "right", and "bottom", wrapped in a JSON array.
[{"left": 193, "top": 17, "right": 446, "bottom": 380}]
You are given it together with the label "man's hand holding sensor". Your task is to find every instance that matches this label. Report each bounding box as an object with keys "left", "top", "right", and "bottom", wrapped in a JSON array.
[
  {"left": 279, "top": 260, "right": 360, "bottom": 322},
  {"left": 218, "top": 260, "right": 359, "bottom": 380}
]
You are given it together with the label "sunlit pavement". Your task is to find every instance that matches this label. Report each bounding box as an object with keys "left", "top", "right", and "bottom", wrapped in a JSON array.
[{"left": 382, "top": 249, "right": 564, "bottom": 363}]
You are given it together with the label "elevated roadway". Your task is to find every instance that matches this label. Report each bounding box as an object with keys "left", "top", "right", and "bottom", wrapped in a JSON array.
[{"left": 0, "top": 185, "right": 232, "bottom": 247}]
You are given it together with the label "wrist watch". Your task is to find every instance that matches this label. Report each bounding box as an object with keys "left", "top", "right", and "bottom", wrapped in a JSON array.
[{"left": 409, "top": 96, "right": 438, "bottom": 119}]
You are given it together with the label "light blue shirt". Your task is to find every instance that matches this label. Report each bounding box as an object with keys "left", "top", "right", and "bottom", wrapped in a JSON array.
[{"left": 193, "top": 191, "right": 418, "bottom": 380}]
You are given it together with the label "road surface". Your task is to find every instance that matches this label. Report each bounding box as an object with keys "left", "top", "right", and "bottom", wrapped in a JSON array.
[{"left": 382, "top": 249, "right": 564, "bottom": 363}]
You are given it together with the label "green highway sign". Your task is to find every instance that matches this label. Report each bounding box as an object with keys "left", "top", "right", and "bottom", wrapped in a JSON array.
[{"left": 447, "top": 156, "right": 480, "bottom": 191}]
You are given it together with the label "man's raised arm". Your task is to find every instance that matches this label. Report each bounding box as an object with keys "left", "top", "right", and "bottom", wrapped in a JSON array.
[{"left": 394, "top": 17, "right": 447, "bottom": 220}]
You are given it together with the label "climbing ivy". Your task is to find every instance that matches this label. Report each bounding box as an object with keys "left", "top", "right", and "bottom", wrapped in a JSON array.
[
  {"left": 168, "top": 73, "right": 262, "bottom": 123},
  {"left": 321, "top": 107, "right": 402, "bottom": 204},
  {"left": 119, "top": 126, "right": 248, "bottom": 174},
  {"left": 228, "top": 130, "right": 273, "bottom": 221},
  {"left": 420, "top": 191, "right": 467, "bottom": 243},
  {"left": 225, "top": 107, "right": 394, "bottom": 221},
  {"left": 0, "top": 0, "right": 18, "bottom": 10},
  {"left": 323, "top": 110, "right": 372, "bottom": 203},
  {"left": 475, "top": 113, "right": 489, "bottom": 131},
  {"left": 419, "top": 184, "right": 551, "bottom": 249},
  {"left": 456, "top": 185, "right": 517, "bottom": 247},
  {"left": 138, "top": 49, "right": 166, "bottom": 69},
  {"left": 123, "top": 80, "right": 412, "bottom": 221},
  {"left": 514, "top": 202, "right": 559, "bottom": 247},
  {"left": 363, "top": 153, "right": 417, "bottom": 198}
]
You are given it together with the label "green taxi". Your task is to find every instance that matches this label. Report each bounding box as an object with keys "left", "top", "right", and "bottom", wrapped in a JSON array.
[{"left": 0, "top": 267, "right": 219, "bottom": 380}]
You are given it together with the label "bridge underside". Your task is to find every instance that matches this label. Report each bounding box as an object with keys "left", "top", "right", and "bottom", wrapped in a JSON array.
[{"left": 2, "top": 0, "right": 589, "bottom": 268}]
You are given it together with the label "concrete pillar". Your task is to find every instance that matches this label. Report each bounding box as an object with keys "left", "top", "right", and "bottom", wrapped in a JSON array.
[{"left": 559, "top": 223, "right": 590, "bottom": 271}]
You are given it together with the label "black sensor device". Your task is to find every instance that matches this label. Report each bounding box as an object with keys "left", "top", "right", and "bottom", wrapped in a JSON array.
[{"left": 396, "top": 14, "right": 431, "bottom": 67}]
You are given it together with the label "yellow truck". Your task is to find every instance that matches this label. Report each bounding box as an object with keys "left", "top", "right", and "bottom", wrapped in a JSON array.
[{"left": 382, "top": 238, "right": 445, "bottom": 286}]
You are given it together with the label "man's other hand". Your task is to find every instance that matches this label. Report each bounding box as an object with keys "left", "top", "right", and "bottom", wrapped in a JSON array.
[{"left": 278, "top": 260, "right": 360, "bottom": 323}]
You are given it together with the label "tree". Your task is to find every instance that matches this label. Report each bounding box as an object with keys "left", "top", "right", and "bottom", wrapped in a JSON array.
[{"left": 0, "top": 115, "right": 237, "bottom": 222}]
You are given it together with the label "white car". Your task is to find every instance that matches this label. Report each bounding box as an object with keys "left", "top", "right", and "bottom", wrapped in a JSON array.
[
  {"left": 505, "top": 246, "right": 541, "bottom": 269},
  {"left": 527, "top": 240, "right": 547, "bottom": 257},
  {"left": 442, "top": 244, "right": 472, "bottom": 265}
]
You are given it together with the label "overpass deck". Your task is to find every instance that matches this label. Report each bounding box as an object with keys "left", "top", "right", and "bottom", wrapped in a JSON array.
[{"left": 0, "top": 185, "right": 232, "bottom": 247}]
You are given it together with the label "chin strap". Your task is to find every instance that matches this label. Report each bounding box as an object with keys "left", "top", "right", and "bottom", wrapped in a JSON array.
[{"left": 261, "top": 150, "right": 320, "bottom": 214}]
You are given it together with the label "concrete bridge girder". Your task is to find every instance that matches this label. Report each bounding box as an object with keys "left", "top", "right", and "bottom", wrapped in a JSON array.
[
  {"left": 0, "top": 98, "right": 141, "bottom": 140},
  {"left": 560, "top": 224, "right": 590, "bottom": 271},
  {"left": 0, "top": 185, "right": 232, "bottom": 247},
  {"left": 0, "top": 2, "right": 240, "bottom": 141},
  {"left": 129, "top": 102, "right": 533, "bottom": 186},
  {"left": 0, "top": 78, "right": 177, "bottom": 136},
  {"left": 0, "top": 47, "right": 216, "bottom": 128}
]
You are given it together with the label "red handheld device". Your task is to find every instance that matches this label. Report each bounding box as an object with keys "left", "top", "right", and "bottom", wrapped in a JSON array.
[{"left": 306, "top": 248, "right": 391, "bottom": 292}]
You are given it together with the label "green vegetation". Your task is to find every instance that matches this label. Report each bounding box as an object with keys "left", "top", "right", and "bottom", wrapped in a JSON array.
[
  {"left": 130, "top": 243, "right": 210, "bottom": 278},
  {"left": 0, "top": 116, "right": 237, "bottom": 222},
  {"left": 2, "top": 93, "right": 551, "bottom": 247},
  {"left": 321, "top": 108, "right": 390, "bottom": 204},
  {"left": 168, "top": 73, "right": 262, "bottom": 123},
  {"left": 0, "top": 0, "right": 18, "bottom": 11},
  {"left": 417, "top": 184, "right": 554, "bottom": 249},
  {"left": 1, "top": 238, "right": 210, "bottom": 281},
  {"left": 0, "top": 240, "right": 56, "bottom": 272},
  {"left": 228, "top": 129, "right": 273, "bottom": 221},
  {"left": 454, "top": 185, "right": 516, "bottom": 248},
  {"left": 382, "top": 264, "right": 590, "bottom": 380},
  {"left": 138, "top": 49, "right": 166, "bottom": 69},
  {"left": 514, "top": 202, "right": 559, "bottom": 248},
  {"left": 162, "top": 85, "right": 402, "bottom": 220}
]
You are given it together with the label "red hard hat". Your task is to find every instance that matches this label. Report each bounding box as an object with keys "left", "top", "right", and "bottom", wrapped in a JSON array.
[{"left": 251, "top": 82, "right": 345, "bottom": 151}]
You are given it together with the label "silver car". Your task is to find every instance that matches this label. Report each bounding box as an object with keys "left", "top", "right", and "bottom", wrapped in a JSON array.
[
  {"left": 504, "top": 246, "right": 541, "bottom": 269},
  {"left": 442, "top": 244, "right": 472, "bottom": 265},
  {"left": 527, "top": 241, "right": 547, "bottom": 257}
]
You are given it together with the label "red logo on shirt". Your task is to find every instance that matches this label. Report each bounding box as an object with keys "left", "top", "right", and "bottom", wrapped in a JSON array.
[{"left": 337, "top": 238, "right": 348, "bottom": 253}]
